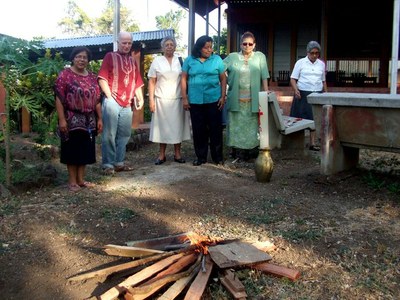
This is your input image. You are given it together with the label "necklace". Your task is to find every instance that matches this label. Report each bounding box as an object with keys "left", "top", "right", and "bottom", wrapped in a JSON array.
[{"left": 118, "top": 54, "right": 133, "bottom": 87}]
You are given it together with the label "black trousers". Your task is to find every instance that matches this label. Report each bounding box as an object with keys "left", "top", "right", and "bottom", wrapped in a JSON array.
[{"left": 189, "top": 102, "right": 223, "bottom": 163}]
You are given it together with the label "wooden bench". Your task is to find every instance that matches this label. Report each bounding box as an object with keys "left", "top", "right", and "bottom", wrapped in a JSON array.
[{"left": 259, "top": 92, "right": 315, "bottom": 150}]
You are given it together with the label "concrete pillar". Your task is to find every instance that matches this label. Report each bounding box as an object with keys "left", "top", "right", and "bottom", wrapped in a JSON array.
[{"left": 320, "top": 104, "right": 359, "bottom": 175}]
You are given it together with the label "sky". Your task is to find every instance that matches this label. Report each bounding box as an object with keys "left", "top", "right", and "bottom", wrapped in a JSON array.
[{"left": 0, "top": 0, "right": 226, "bottom": 42}]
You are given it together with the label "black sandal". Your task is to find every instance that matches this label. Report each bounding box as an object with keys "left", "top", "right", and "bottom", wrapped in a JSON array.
[
  {"left": 192, "top": 159, "right": 205, "bottom": 166},
  {"left": 174, "top": 157, "right": 186, "bottom": 163},
  {"left": 155, "top": 157, "right": 166, "bottom": 165}
]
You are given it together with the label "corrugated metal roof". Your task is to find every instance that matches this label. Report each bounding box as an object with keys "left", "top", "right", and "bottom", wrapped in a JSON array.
[{"left": 43, "top": 29, "right": 174, "bottom": 49}]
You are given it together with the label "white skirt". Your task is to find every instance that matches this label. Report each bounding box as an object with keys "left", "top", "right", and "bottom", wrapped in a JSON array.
[{"left": 149, "top": 97, "right": 191, "bottom": 144}]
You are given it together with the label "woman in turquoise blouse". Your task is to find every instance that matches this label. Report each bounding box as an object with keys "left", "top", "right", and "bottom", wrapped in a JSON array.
[
  {"left": 181, "top": 35, "right": 227, "bottom": 166},
  {"left": 224, "top": 31, "right": 270, "bottom": 161}
]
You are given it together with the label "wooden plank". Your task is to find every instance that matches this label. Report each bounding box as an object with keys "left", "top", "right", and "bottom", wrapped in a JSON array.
[
  {"left": 126, "top": 232, "right": 196, "bottom": 250},
  {"left": 208, "top": 241, "right": 272, "bottom": 268},
  {"left": 99, "top": 252, "right": 185, "bottom": 300},
  {"left": 68, "top": 251, "right": 175, "bottom": 282},
  {"left": 220, "top": 269, "right": 247, "bottom": 299},
  {"left": 252, "top": 262, "right": 300, "bottom": 281},
  {"left": 125, "top": 254, "right": 200, "bottom": 300},
  {"left": 103, "top": 244, "right": 164, "bottom": 257},
  {"left": 183, "top": 255, "right": 214, "bottom": 300},
  {"left": 158, "top": 264, "right": 200, "bottom": 300},
  {"left": 21, "top": 107, "right": 31, "bottom": 133},
  {"left": 144, "top": 253, "right": 197, "bottom": 285}
]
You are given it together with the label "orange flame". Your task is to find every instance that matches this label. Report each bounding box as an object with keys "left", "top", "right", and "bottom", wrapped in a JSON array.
[{"left": 186, "top": 232, "right": 223, "bottom": 255}]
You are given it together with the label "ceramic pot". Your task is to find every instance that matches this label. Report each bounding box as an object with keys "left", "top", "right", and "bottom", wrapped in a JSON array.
[{"left": 254, "top": 149, "right": 274, "bottom": 182}]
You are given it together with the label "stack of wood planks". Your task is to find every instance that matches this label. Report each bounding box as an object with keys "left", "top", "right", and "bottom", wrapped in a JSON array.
[{"left": 68, "top": 232, "right": 300, "bottom": 300}]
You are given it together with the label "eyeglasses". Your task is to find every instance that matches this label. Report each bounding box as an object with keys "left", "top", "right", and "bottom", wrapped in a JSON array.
[
  {"left": 74, "top": 55, "right": 88, "bottom": 60},
  {"left": 242, "top": 42, "right": 254, "bottom": 47},
  {"left": 309, "top": 51, "right": 320, "bottom": 55}
]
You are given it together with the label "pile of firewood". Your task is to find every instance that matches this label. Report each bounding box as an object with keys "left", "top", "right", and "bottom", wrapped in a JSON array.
[{"left": 68, "top": 232, "right": 300, "bottom": 300}]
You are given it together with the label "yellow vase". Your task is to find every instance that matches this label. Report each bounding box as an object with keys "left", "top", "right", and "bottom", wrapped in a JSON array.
[{"left": 254, "top": 149, "right": 274, "bottom": 183}]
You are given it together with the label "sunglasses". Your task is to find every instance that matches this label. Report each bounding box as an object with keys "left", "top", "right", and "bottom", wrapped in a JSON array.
[{"left": 242, "top": 42, "right": 254, "bottom": 47}]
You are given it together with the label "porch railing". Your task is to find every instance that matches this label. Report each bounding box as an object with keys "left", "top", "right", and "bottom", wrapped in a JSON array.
[{"left": 326, "top": 59, "right": 380, "bottom": 87}]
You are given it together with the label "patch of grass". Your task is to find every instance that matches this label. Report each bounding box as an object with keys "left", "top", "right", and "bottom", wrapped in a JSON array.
[
  {"left": 362, "top": 172, "right": 386, "bottom": 190},
  {"left": 0, "top": 144, "right": 14, "bottom": 164},
  {"left": 33, "top": 144, "right": 54, "bottom": 160},
  {"left": 200, "top": 214, "right": 219, "bottom": 223},
  {"left": 11, "top": 166, "right": 40, "bottom": 184},
  {"left": 387, "top": 182, "right": 400, "bottom": 201},
  {"left": 279, "top": 227, "right": 322, "bottom": 242},
  {"left": 295, "top": 218, "right": 306, "bottom": 225},
  {"left": 0, "top": 197, "right": 21, "bottom": 216},
  {"left": 246, "top": 198, "right": 285, "bottom": 225},
  {"left": 247, "top": 213, "right": 282, "bottom": 225},
  {"left": 240, "top": 269, "right": 270, "bottom": 297},
  {"left": 101, "top": 207, "right": 137, "bottom": 222},
  {"left": 56, "top": 224, "right": 81, "bottom": 236},
  {"left": 361, "top": 172, "right": 400, "bottom": 203},
  {"left": 66, "top": 195, "right": 82, "bottom": 205},
  {"left": 206, "top": 282, "right": 229, "bottom": 299},
  {"left": 352, "top": 258, "right": 397, "bottom": 295}
]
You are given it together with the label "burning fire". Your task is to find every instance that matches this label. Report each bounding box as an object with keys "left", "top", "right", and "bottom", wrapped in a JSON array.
[{"left": 186, "top": 232, "right": 224, "bottom": 255}]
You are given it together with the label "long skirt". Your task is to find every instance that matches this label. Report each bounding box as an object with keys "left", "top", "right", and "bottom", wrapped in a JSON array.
[
  {"left": 60, "top": 129, "right": 96, "bottom": 165},
  {"left": 227, "top": 101, "right": 259, "bottom": 149},
  {"left": 149, "top": 97, "right": 191, "bottom": 144},
  {"left": 290, "top": 90, "right": 314, "bottom": 120}
]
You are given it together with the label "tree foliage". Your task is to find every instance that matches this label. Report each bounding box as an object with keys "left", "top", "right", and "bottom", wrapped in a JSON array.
[
  {"left": 58, "top": 0, "right": 140, "bottom": 36},
  {"left": 155, "top": 9, "right": 186, "bottom": 42},
  {"left": 58, "top": 1, "right": 94, "bottom": 36},
  {"left": 0, "top": 37, "right": 67, "bottom": 131},
  {"left": 213, "top": 27, "right": 227, "bottom": 56},
  {"left": 0, "top": 37, "right": 67, "bottom": 185}
]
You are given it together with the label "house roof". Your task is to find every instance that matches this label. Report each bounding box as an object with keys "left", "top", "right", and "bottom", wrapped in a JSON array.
[
  {"left": 172, "top": 0, "right": 225, "bottom": 17},
  {"left": 42, "top": 29, "right": 175, "bottom": 60}
]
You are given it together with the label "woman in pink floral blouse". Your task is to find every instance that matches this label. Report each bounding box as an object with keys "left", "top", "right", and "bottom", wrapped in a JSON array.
[{"left": 54, "top": 47, "right": 102, "bottom": 192}]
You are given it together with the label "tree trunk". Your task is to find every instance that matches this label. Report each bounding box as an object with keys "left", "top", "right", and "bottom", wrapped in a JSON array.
[{"left": 0, "top": 85, "right": 10, "bottom": 187}]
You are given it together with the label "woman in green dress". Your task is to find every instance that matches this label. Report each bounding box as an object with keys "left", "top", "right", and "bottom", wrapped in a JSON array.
[{"left": 224, "top": 31, "right": 270, "bottom": 161}]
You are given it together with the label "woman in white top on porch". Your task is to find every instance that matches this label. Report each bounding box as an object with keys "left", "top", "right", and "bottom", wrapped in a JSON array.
[
  {"left": 290, "top": 40, "right": 328, "bottom": 151},
  {"left": 148, "top": 36, "right": 191, "bottom": 165}
]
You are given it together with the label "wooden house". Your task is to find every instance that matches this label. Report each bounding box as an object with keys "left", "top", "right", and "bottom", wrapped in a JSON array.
[{"left": 174, "top": 0, "right": 397, "bottom": 99}]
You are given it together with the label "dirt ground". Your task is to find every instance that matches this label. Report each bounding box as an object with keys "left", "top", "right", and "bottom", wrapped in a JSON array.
[{"left": 0, "top": 134, "right": 399, "bottom": 300}]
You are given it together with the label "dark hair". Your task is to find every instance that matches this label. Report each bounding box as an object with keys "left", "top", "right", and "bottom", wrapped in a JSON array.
[
  {"left": 241, "top": 31, "right": 256, "bottom": 43},
  {"left": 69, "top": 46, "right": 92, "bottom": 62},
  {"left": 191, "top": 35, "right": 213, "bottom": 58}
]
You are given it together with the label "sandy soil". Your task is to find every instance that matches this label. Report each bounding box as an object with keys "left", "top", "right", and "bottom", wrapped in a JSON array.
[{"left": 0, "top": 135, "right": 399, "bottom": 299}]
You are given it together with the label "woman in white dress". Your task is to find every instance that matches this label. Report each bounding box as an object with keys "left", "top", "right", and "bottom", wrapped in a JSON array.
[{"left": 148, "top": 36, "right": 191, "bottom": 165}]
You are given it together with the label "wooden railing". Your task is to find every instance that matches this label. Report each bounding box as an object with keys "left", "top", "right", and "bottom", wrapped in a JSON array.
[{"left": 326, "top": 59, "right": 380, "bottom": 87}]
